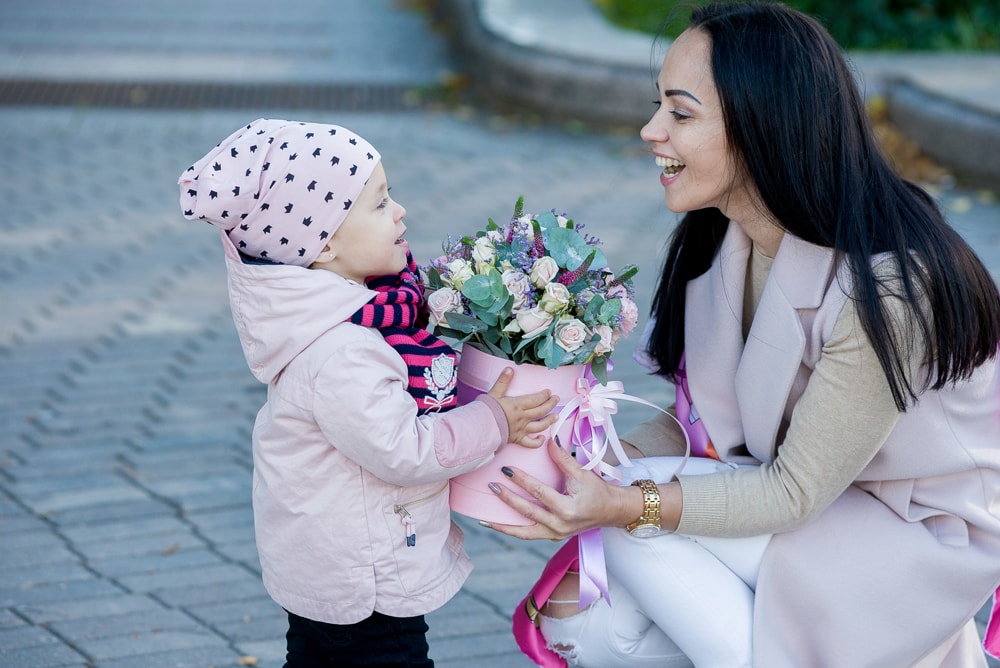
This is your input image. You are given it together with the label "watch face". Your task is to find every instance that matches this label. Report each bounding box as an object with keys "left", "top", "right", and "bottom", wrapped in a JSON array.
[{"left": 629, "top": 524, "right": 661, "bottom": 538}]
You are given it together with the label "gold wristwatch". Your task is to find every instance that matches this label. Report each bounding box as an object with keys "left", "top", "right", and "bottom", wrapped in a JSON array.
[{"left": 626, "top": 479, "right": 662, "bottom": 538}]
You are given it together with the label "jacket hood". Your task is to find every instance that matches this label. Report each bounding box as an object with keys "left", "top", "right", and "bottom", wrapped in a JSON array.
[{"left": 219, "top": 231, "right": 376, "bottom": 384}]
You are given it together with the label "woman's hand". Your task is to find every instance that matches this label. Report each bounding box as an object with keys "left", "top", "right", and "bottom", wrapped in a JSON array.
[
  {"left": 487, "top": 368, "right": 560, "bottom": 448},
  {"left": 483, "top": 438, "right": 643, "bottom": 540}
]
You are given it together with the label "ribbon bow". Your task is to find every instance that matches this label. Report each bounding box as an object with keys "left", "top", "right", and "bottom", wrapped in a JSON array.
[{"left": 548, "top": 375, "right": 693, "bottom": 610}]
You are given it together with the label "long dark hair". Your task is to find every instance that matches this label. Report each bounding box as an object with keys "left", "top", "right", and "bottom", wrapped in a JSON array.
[{"left": 646, "top": 1, "right": 1000, "bottom": 410}]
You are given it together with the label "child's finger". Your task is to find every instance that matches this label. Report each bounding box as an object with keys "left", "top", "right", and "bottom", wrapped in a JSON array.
[{"left": 485, "top": 368, "right": 514, "bottom": 399}]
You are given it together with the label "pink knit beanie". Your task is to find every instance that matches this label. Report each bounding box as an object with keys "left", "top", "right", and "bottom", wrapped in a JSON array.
[{"left": 179, "top": 118, "right": 381, "bottom": 266}]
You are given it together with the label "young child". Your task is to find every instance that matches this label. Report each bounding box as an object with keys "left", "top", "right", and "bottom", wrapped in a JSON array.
[{"left": 179, "top": 118, "right": 559, "bottom": 667}]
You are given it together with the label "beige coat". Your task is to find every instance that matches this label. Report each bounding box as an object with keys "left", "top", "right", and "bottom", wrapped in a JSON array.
[{"left": 684, "top": 223, "right": 1000, "bottom": 666}]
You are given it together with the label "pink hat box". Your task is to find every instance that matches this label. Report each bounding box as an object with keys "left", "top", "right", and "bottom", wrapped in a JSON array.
[{"left": 449, "top": 344, "right": 588, "bottom": 526}]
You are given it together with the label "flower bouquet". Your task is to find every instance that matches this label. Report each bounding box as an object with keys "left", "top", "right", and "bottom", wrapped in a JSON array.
[{"left": 424, "top": 197, "right": 639, "bottom": 524}]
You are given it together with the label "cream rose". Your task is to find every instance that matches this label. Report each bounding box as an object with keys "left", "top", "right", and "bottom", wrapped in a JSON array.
[
  {"left": 472, "top": 236, "right": 497, "bottom": 265},
  {"left": 426, "top": 288, "right": 462, "bottom": 327},
  {"left": 538, "top": 282, "right": 571, "bottom": 315},
  {"left": 444, "top": 258, "right": 474, "bottom": 289},
  {"left": 555, "top": 317, "right": 591, "bottom": 352},
  {"left": 516, "top": 307, "right": 555, "bottom": 340},
  {"left": 529, "top": 256, "right": 559, "bottom": 288}
]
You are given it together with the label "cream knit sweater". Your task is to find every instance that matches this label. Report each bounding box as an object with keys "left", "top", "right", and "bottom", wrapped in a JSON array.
[{"left": 623, "top": 245, "right": 913, "bottom": 538}]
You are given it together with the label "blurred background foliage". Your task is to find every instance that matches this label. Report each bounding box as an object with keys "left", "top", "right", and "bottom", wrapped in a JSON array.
[{"left": 593, "top": 0, "right": 1000, "bottom": 50}]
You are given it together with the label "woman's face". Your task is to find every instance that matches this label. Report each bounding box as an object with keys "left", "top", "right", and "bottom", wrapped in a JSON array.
[{"left": 640, "top": 29, "right": 752, "bottom": 219}]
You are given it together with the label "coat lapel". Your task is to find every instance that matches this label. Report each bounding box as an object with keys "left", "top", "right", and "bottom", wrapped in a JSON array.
[
  {"left": 737, "top": 232, "right": 837, "bottom": 460},
  {"left": 687, "top": 222, "right": 837, "bottom": 462},
  {"left": 685, "top": 224, "right": 751, "bottom": 459}
]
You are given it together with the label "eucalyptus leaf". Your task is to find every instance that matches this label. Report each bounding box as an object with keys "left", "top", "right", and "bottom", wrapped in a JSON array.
[{"left": 545, "top": 227, "right": 608, "bottom": 271}]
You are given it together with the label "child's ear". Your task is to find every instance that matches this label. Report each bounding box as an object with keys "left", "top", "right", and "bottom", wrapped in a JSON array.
[{"left": 315, "top": 240, "right": 337, "bottom": 264}]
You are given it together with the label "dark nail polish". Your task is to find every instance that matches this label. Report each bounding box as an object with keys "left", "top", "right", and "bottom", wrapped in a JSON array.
[
  {"left": 554, "top": 435, "right": 562, "bottom": 447},
  {"left": 501, "top": 466, "right": 514, "bottom": 478},
  {"left": 488, "top": 482, "right": 502, "bottom": 495}
]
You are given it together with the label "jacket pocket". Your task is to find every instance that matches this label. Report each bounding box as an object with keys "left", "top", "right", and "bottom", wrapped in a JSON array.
[{"left": 393, "top": 482, "right": 448, "bottom": 548}]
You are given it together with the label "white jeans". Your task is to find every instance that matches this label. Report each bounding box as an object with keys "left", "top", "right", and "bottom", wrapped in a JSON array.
[{"left": 539, "top": 457, "right": 771, "bottom": 667}]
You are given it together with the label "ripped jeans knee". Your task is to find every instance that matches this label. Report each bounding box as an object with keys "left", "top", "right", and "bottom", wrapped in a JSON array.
[{"left": 538, "top": 596, "right": 693, "bottom": 668}]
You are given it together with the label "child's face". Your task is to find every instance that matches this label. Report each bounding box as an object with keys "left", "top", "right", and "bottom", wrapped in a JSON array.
[{"left": 318, "top": 162, "right": 408, "bottom": 284}]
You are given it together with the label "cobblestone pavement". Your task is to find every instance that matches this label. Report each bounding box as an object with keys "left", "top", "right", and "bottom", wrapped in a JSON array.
[
  {"left": 3, "top": 103, "right": 999, "bottom": 668},
  {"left": 2, "top": 1, "right": 1000, "bottom": 666}
]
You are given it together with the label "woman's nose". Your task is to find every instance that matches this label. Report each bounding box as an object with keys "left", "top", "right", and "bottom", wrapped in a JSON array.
[{"left": 640, "top": 114, "right": 667, "bottom": 144}]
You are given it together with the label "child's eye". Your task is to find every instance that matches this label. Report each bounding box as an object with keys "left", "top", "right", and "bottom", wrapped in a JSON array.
[{"left": 377, "top": 197, "right": 390, "bottom": 209}]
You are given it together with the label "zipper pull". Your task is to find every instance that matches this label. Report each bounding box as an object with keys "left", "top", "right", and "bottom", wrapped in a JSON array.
[{"left": 394, "top": 505, "right": 416, "bottom": 547}]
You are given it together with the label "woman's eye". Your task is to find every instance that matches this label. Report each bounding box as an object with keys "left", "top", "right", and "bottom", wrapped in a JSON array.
[
  {"left": 652, "top": 99, "right": 662, "bottom": 107},
  {"left": 669, "top": 109, "right": 691, "bottom": 122}
]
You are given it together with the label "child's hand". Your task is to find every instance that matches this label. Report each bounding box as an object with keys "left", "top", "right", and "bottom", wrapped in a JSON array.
[{"left": 487, "top": 368, "right": 560, "bottom": 448}]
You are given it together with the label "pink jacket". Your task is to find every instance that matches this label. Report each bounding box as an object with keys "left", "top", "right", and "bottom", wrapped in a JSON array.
[{"left": 220, "top": 232, "right": 508, "bottom": 624}]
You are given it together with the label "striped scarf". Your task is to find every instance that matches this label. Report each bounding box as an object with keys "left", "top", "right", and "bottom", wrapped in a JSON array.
[{"left": 348, "top": 255, "right": 458, "bottom": 414}]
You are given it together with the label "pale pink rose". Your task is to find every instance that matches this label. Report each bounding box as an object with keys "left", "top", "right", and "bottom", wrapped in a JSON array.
[
  {"left": 444, "top": 258, "right": 474, "bottom": 289},
  {"left": 594, "top": 324, "right": 614, "bottom": 355},
  {"left": 529, "top": 256, "right": 559, "bottom": 288},
  {"left": 427, "top": 288, "right": 462, "bottom": 327},
  {"left": 606, "top": 281, "right": 629, "bottom": 300},
  {"left": 538, "top": 282, "right": 571, "bottom": 314},
  {"left": 555, "top": 317, "right": 591, "bottom": 353},
  {"left": 516, "top": 307, "right": 555, "bottom": 340},
  {"left": 617, "top": 296, "right": 639, "bottom": 337},
  {"left": 501, "top": 269, "right": 531, "bottom": 310}
]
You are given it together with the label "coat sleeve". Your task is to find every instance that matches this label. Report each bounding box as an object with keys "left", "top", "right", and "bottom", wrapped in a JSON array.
[{"left": 310, "top": 332, "right": 505, "bottom": 486}]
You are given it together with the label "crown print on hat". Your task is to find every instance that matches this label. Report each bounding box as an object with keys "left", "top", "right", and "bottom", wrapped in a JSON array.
[{"left": 179, "top": 118, "right": 381, "bottom": 267}]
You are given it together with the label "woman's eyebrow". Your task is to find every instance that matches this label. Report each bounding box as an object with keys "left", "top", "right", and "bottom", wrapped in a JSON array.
[{"left": 663, "top": 89, "right": 702, "bottom": 105}]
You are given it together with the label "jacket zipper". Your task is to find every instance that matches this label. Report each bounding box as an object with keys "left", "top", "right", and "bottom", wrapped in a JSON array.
[{"left": 394, "top": 482, "right": 448, "bottom": 547}]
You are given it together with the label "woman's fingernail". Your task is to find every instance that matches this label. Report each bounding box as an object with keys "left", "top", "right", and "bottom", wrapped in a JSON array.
[
  {"left": 488, "top": 482, "right": 502, "bottom": 495},
  {"left": 554, "top": 435, "right": 562, "bottom": 447},
  {"left": 479, "top": 520, "right": 493, "bottom": 528},
  {"left": 501, "top": 466, "right": 514, "bottom": 478}
]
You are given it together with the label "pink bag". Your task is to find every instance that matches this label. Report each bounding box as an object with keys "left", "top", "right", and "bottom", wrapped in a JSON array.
[{"left": 512, "top": 535, "right": 580, "bottom": 668}]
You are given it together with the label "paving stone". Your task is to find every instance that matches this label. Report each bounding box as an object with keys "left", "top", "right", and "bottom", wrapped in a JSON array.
[
  {"left": 60, "top": 516, "right": 191, "bottom": 544},
  {"left": 45, "top": 498, "right": 176, "bottom": 527},
  {"left": 78, "top": 627, "right": 231, "bottom": 662},
  {"left": 116, "top": 562, "right": 254, "bottom": 595},
  {"left": 88, "top": 547, "right": 229, "bottom": 578},
  {"left": 151, "top": 575, "right": 269, "bottom": 609},
  {"left": 72, "top": 530, "right": 206, "bottom": 562},
  {"left": 0, "top": 579, "right": 124, "bottom": 608},
  {"left": 48, "top": 608, "right": 203, "bottom": 643},
  {"left": 18, "top": 593, "right": 169, "bottom": 624},
  {"left": 0, "top": 642, "right": 88, "bottom": 668},
  {"left": 0, "top": 563, "right": 93, "bottom": 590}
]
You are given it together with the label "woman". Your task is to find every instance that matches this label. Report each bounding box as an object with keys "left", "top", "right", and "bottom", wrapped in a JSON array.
[{"left": 486, "top": 3, "right": 1000, "bottom": 666}]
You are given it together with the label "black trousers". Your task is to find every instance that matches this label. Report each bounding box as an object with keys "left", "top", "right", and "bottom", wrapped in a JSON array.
[{"left": 283, "top": 610, "right": 433, "bottom": 668}]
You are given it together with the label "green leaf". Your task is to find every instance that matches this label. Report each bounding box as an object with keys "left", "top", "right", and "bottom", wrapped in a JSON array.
[
  {"left": 583, "top": 294, "right": 606, "bottom": 323},
  {"left": 440, "top": 311, "right": 487, "bottom": 335},
  {"left": 599, "top": 298, "right": 622, "bottom": 323},
  {"left": 425, "top": 266, "right": 444, "bottom": 290},
  {"left": 545, "top": 227, "right": 608, "bottom": 271},
  {"left": 590, "top": 356, "right": 608, "bottom": 385}
]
